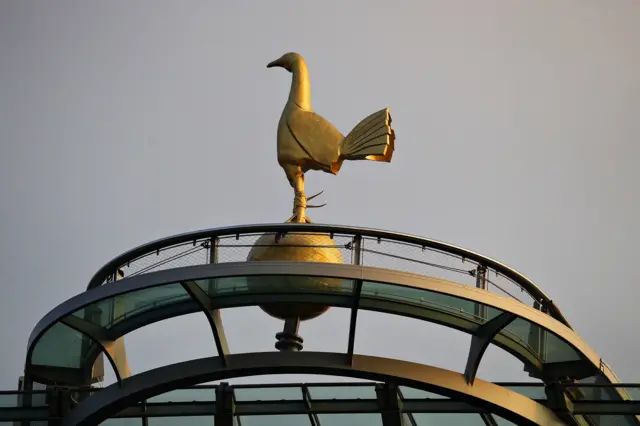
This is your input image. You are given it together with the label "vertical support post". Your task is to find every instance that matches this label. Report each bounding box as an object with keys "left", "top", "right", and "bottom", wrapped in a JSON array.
[
  {"left": 376, "top": 382, "right": 403, "bottom": 426},
  {"left": 346, "top": 235, "right": 363, "bottom": 364},
  {"left": 475, "top": 264, "right": 487, "bottom": 320},
  {"left": 208, "top": 237, "right": 220, "bottom": 296},
  {"left": 215, "top": 382, "right": 236, "bottom": 426},
  {"left": 19, "top": 377, "right": 33, "bottom": 426},
  {"left": 353, "top": 235, "right": 362, "bottom": 266}
]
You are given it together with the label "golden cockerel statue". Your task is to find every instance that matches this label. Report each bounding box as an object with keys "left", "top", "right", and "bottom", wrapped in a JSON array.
[{"left": 267, "top": 52, "right": 396, "bottom": 223}]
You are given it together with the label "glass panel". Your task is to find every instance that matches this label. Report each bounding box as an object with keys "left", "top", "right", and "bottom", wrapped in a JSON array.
[
  {"left": 399, "top": 386, "right": 448, "bottom": 399},
  {"left": 99, "top": 419, "right": 143, "bottom": 426},
  {"left": 147, "top": 388, "right": 215, "bottom": 403},
  {"left": 239, "top": 415, "right": 309, "bottom": 426},
  {"left": 72, "top": 283, "right": 192, "bottom": 328},
  {"left": 413, "top": 413, "right": 486, "bottom": 425},
  {"left": 568, "top": 386, "right": 640, "bottom": 402},
  {"left": 235, "top": 387, "right": 302, "bottom": 401},
  {"left": 625, "top": 387, "right": 640, "bottom": 400},
  {"left": 494, "top": 415, "right": 519, "bottom": 425},
  {"left": 317, "top": 414, "right": 382, "bottom": 426},
  {"left": 308, "top": 385, "right": 376, "bottom": 400},
  {"left": 360, "top": 281, "right": 501, "bottom": 323},
  {"left": 196, "top": 276, "right": 354, "bottom": 297},
  {"left": 32, "top": 322, "right": 89, "bottom": 367},
  {"left": 0, "top": 393, "right": 17, "bottom": 407},
  {"left": 502, "top": 384, "right": 547, "bottom": 400},
  {"left": 500, "top": 318, "right": 581, "bottom": 363},
  {"left": 148, "top": 417, "right": 213, "bottom": 426},
  {"left": 32, "top": 391, "right": 48, "bottom": 406},
  {"left": 542, "top": 330, "right": 582, "bottom": 363},
  {"left": 585, "top": 415, "right": 638, "bottom": 426}
]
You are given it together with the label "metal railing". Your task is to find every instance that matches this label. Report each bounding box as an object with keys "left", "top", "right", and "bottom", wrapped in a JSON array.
[{"left": 87, "top": 223, "right": 570, "bottom": 327}]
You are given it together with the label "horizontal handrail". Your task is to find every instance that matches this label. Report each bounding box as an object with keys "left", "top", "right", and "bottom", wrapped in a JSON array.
[{"left": 87, "top": 223, "right": 570, "bottom": 327}]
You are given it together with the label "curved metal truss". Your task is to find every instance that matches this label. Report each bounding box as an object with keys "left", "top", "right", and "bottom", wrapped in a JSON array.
[
  {"left": 61, "top": 352, "right": 566, "bottom": 426},
  {"left": 86, "top": 223, "right": 572, "bottom": 327},
  {"left": 26, "top": 262, "right": 618, "bottom": 388}
]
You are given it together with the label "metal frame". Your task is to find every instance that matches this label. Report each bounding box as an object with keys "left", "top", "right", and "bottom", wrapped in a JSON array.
[
  {"left": 2, "top": 383, "right": 639, "bottom": 424},
  {"left": 86, "top": 223, "right": 571, "bottom": 327},
  {"left": 60, "top": 352, "right": 566, "bottom": 426},
  {"left": 26, "top": 262, "right": 611, "bottom": 387}
]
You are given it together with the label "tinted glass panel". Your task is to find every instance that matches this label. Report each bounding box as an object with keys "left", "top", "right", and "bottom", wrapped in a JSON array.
[
  {"left": 196, "top": 276, "right": 353, "bottom": 297},
  {"left": 240, "top": 415, "right": 309, "bottom": 426},
  {"left": 308, "top": 385, "right": 376, "bottom": 400},
  {"left": 31, "top": 322, "right": 89, "bottom": 368},
  {"left": 626, "top": 387, "right": 640, "bottom": 400},
  {"left": 235, "top": 387, "right": 302, "bottom": 401},
  {"left": 399, "top": 387, "right": 447, "bottom": 399},
  {"left": 585, "top": 415, "right": 638, "bottom": 426},
  {"left": 361, "top": 281, "right": 489, "bottom": 322},
  {"left": 72, "top": 283, "right": 192, "bottom": 329},
  {"left": 148, "top": 417, "right": 213, "bottom": 426},
  {"left": 494, "top": 416, "right": 520, "bottom": 425},
  {"left": 413, "top": 413, "right": 486, "bottom": 426},
  {"left": 568, "top": 386, "right": 639, "bottom": 402},
  {"left": 0, "top": 394, "right": 17, "bottom": 407},
  {"left": 99, "top": 419, "right": 143, "bottom": 426},
  {"left": 147, "top": 388, "right": 215, "bottom": 403},
  {"left": 318, "top": 413, "right": 382, "bottom": 426},
  {"left": 502, "top": 385, "right": 546, "bottom": 400},
  {"left": 500, "top": 318, "right": 581, "bottom": 363}
]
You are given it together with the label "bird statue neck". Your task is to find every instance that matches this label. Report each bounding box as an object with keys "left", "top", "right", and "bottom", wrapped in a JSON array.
[{"left": 289, "top": 60, "right": 312, "bottom": 111}]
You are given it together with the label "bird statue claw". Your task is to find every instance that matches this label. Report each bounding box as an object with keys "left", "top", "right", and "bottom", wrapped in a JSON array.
[{"left": 286, "top": 189, "right": 326, "bottom": 223}]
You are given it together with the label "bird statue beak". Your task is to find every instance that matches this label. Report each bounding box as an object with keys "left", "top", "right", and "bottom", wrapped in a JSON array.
[{"left": 267, "top": 58, "right": 282, "bottom": 68}]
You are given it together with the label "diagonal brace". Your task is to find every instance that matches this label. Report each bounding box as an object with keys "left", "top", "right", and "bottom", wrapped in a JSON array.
[
  {"left": 464, "top": 312, "right": 516, "bottom": 385},
  {"left": 182, "top": 281, "right": 230, "bottom": 366},
  {"left": 60, "top": 316, "right": 125, "bottom": 385}
]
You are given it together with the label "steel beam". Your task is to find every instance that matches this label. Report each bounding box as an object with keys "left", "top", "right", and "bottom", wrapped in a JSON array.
[
  {"left": 27, "top": 261, "right": 611, "bottom": 388},
  {"left": 376, "top": 382, "right": 402, "bottom": 426},
  {"left": 181, "top": 281, "right": 229, "bottom": 365},
  {"left": 59, "top": 316, "right": 123, "bottom": 385},
  {"left": 61, "top": 352, "right": 565, "bottom": 426},
  {"left": 464, "top": 312, "right": 517, "bottom": 384}
]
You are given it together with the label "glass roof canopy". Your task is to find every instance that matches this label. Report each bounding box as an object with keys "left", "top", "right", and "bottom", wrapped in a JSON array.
[
  {"left": 20, "top": 224, "right": 635, "bottom": 426},
  {"left": 28, "top": 262, "right": 602, "bottom": 386}
]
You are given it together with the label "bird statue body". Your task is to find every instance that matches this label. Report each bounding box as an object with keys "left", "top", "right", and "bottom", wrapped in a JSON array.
[{"left": 267, "top": 52, "right": 395, "bottom": 223}]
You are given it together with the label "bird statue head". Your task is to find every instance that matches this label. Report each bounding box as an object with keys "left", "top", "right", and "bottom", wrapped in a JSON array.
[{"left": 266, "top": 52, "right": 303, "bottom": 72}]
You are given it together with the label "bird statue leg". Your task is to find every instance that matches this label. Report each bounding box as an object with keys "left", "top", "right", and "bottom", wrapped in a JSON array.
[{"left": 287, "top": 170, "right": 311, "bottom": 223}]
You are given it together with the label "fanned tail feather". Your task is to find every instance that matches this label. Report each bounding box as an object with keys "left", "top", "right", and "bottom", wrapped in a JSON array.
[{"left": 331, "top": 108, "right": 395, "bottom": 174}]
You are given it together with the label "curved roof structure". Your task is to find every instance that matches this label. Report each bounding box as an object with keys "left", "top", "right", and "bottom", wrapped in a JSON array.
[
  {"left": 61, "top": 352, "right": 566, "bottom": 426},
  {"left": 27, "top": 262, "right": 610, "bottom": 388},
  {"left": 86, "top": 223, "right": 572, "bottom": 326},
  {"left": 21, "top": 224, "right": 636, "bottom": 426}
]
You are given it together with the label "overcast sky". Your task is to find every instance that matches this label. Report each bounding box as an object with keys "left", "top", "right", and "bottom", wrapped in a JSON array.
[{"left": 0, "top": 0, "right": 639, "bottom": 390}]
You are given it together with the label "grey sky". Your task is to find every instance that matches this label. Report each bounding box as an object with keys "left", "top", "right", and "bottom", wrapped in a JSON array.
[{"left": 0, "top": 1, "right": 639, "bottom": 389}]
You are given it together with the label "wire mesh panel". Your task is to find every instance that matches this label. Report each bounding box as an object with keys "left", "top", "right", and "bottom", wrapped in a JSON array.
[{"left": 95, "top": 226, "right": 549, "bottom": 313}]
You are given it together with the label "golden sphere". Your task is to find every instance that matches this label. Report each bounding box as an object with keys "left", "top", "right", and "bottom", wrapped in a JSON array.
[{"left": 246, "top": 232, "right": 345, "bottom": 321}]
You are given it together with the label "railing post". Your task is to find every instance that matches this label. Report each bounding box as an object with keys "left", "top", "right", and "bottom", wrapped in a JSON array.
[
  {"left": 209, "top": 237, "right": 219, "bottom": 265},
  {"left": 353, "top": 235, "right": 362, "bottom": 266},
  {"left": 347, "top": 235, "right": 364, "bottom": 364},
  {"left": 475, "top": 264, "right": 487, "bottom": 320},
  {"left": 208, "top": 237, "right": 219, "bottom": 296}
]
